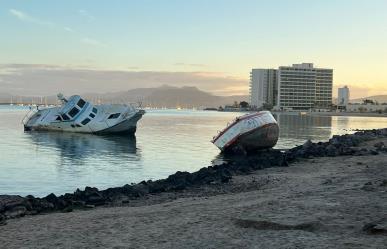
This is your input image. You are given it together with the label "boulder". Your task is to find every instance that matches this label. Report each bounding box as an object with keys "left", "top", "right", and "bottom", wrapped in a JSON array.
[
  {"left": 325, "top": 144, "right": 338, "bottom": 157},
  {"left": 0, "top": 195, "right": 26, "bottom": 212},
  {"left": 5, "top": 205, "right": 27, "bottom": 218},
  {"left": 44, "top": 193, "right": 59, "bottom": 206},
  {"left": 363, "top": 221, "right": 387, "bottom": 235},
  {"left": 374, "top": 141, "right": 385, "bottom": 149},
  {"left": 86, "top": 192, "right": 106, "bottom": 206}
]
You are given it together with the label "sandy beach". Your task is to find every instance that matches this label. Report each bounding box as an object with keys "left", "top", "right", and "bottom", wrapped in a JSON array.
[{"left": 1, "top": 136, "right": 387, "bottom": 248}]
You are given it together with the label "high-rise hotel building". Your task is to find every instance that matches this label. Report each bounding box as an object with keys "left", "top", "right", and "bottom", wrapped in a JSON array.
[
  {"left": 249, "top": 69, "right": 277, "bottom": 108},
  {"left": 249, "top": 63, "right": 333, "bottom": 110}
]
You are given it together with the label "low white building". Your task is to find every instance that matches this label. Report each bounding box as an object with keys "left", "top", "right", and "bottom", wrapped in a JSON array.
[{"left": 346, "top": 103, "right": 386, "bottom": 112}]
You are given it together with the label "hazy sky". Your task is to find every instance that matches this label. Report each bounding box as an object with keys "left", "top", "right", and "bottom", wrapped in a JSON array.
[{"left": 1, "top": 0, "right": 386, "bottom": 98}]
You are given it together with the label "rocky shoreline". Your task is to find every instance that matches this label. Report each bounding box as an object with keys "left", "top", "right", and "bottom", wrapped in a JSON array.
[{"left": 1, "top": 128, "right": 387, "bottom": 226}]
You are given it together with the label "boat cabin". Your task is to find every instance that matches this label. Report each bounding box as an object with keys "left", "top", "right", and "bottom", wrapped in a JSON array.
[{"left": 55, "top": 95, "right": 92, "bottom": 122}]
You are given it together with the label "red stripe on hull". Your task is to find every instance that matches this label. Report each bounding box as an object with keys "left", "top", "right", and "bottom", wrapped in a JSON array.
[
  {"left": 222, "top": 123, "right": 279, "bottom": 152},
  {"left": 212, "top": 112, "right": 266, "bottom": 143}
]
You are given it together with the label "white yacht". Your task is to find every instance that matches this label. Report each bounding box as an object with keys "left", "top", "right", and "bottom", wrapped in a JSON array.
[{"left": 23, "top": 94, "right": 144, "bottom": 135}]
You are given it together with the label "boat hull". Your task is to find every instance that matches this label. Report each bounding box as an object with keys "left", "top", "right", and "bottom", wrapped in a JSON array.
[
  {"left": 24, "top": 111, "right": 144, "bottom": 135},
  {"left": 224, "top": 123, "right": 279, "bottom": 153},
  {"left": 94, "top": 111, "right": 144, "bottom": 135},
  {"left": 212, "top": 111, "right": 279, "bottom": 154}
]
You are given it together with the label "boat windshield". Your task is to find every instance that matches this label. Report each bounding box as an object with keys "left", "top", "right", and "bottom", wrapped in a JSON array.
[
  {"left": 68, "top": 107, "right": 80, "bottom": 117},
  {"left": 77, "top": 99, "right": 86, "bottom": 108},
  {"left": 62, "top": 114, "right": 70, "bottom": 121}
]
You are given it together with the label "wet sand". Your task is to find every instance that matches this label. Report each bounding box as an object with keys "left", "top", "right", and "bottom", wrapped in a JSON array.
[{"left": 1, "top": 138, "right": 386, "bottom": 248}]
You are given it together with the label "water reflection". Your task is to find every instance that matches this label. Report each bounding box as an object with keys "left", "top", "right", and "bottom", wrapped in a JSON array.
[
  {"left": 26, "top": 132, "right": 140, "bottom": 162},
  {"left": 274, "top": 113, "right": 332, "bottom": 148}
]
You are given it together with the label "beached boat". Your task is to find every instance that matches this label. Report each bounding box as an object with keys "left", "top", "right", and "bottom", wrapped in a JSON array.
[
  {"left": 23, "top": 94, "right": 144, "bottom": 135},
  {"left": 212, "top": 111, "right": 279, "bottom": 153}
]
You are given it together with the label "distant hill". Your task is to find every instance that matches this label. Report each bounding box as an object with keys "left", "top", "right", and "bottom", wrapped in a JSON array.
[
  {"left": 86, "top": 85, "right": 248, "bottom": 108},
  {"left": 0, "top": 85, "right": 248, "bottom": 108},
  {"left": 350, "top": 95, "right": 387, "bottom": 104}
]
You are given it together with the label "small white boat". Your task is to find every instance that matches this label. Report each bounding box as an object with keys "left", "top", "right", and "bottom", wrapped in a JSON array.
[
  {"left": 212, "top": 111, "right": 279, "bottom": 153},
  {"left": 23, "top": 94, "right": 144, "bottom": 135}
]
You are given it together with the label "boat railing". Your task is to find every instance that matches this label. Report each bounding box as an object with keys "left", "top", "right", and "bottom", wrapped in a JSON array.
[
  {"left": 126, "top": 102, "right": 143, "bottom": 109},
  {"left": 21, "top": 106, "right": 38, "bottom": 125}
]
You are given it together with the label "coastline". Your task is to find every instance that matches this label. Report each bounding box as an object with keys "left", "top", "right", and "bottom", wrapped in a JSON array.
[
  {"left": 271, "top": 111, "right": 387, "bottom": 118},
  {"left": 216, "top": 109, "right": 387, "bottom": 118},
  {"left": 294, "top": 111, "right": 387, "bottom": 118},
  {"left": 1, "top": 129, "right": 387, "bottom": 248}
]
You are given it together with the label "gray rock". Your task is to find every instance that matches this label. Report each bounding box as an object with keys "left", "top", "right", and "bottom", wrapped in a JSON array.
[
  {"left": 363, "top": 221, "right": 387, "bottom": 235},
  {"left": 5, "top": 205, "right": 27, "bottom": 218},
  {"left": 374, "top": 141, "right": 385, "bottom": 149},
  {"left": 325, "top": 144, "right": 338, "bottom": 157},
  {"left": 0, "top": 195, "right": 26, "bottom": 212}
]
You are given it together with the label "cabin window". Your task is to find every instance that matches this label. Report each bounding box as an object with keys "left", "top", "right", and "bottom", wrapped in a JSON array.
[
  {"left": 68, "top": 107, "right": 80, "bottom": 117},
  {"left": 90, "top": 113, "right": 96, "bottom": 118},
  {"left": 62, "top": 114, "right": 70, "bottom": 121},
  {"left": 108, "top": 113, "right": 121, "bottom": 119},
  {"left": 81, "top": 118, "right": 91, "bottom": 125},
  {"left": 77, "top": 99, "right": 86, "bottom": 108},
  {"left": 55, "top": 116, "right": 62, "bottom": 121},
  {"left": 92, "top": 107, "right": 98, "bottom": 114},
  {"left": 76, "top": 124, "right": 82, "bottom": 127}
]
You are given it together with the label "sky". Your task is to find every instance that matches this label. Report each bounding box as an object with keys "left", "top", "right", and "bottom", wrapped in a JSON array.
[{"left": 0, "top": 0, "right": 386, "bottom": 98}]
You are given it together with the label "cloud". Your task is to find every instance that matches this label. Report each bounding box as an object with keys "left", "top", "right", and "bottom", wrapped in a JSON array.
[
  {"left": 78, "top": 10, "right": 95, "bottom": 21},
  {"left": 0, "top": 64, "right": 247, "bottom": 96},
  {"left": 174, "top": 63, "right": 207, "bottom": 68},
  {"left": 333, "top": 84, "right": 387, "bottom": 99},
  {"left": 9, "top": 9, "right": 54, "bottom": 27},
  {"left": 81, "top": 37, "right": 107, "bottom": 47},
  {"left": 9, "top": 9, "right": 76, "bottom": 35},
  {"left": 64, "top": 27, "right": 74, "bottom": 32}
]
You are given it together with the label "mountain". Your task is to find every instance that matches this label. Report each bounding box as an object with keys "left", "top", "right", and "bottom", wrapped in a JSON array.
[
  {"left": 350, "top": 95, "right": 387, "bottom": 104},
  {"left": 86, "top": 85, "right": 248, "bottom": 108},
  {"left": 0, "top": 85, "right": 248, "bottom": 108}
]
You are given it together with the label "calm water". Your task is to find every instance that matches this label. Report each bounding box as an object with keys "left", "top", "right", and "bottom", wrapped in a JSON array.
[{"left": 0, "top": 105, "right": 386, "bottom": 197}]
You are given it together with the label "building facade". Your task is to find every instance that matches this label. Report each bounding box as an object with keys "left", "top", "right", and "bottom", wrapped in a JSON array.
[
  {"left": 249, "top": 69, "right": 277, "bottom": 108},
  {"left": 338, "top": 85, "right": 350, "bottom": 106},
  {"left": 277, "top": 63, "right": 333, "bottom": 110},
  {"left": 249, "top": 63, "right": 333, "bottom": 110},
  {"left": 346, "top": 103, "right": 386, "bottom": 112}
]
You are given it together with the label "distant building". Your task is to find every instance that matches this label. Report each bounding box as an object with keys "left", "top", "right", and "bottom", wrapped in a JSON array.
[
  {"left": 249, "top": 63, "right": 333, "bottom": 110},
  {"left": 346, "top": 103, "right": 386, "bottom": 112},
  {"left": 338, "top": 85, "right": 350, "bottom": 106},
  {"left": 277, "top": 63, "right": 333, "bottom": 110},
  {"left": 249, "top": 69, "right": 277, "bottom": 108}
]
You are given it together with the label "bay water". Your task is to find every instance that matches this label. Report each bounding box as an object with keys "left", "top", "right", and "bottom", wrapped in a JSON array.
[{"left": 0, "top": 105, "right": 386, "bottom": 196}]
